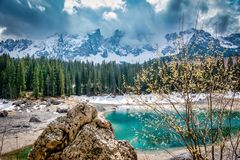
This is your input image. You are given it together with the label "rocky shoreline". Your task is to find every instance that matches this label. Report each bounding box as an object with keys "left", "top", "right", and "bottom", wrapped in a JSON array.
[
  {"left": 0, "top": 97, "right": 177, "bottom": 160},
  {"left": 1, "top": 95, "right": 240, "bottom": 159},
  {"left": 0, "top": 97, "right": 74, "bottom": 154},
  {"left": 0, "top": 97, "right": 124, "bottom": 154}
]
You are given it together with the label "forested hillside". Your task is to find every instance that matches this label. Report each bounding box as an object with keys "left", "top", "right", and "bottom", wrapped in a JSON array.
[
  {"left": 0, "top": 54, "right": 141, "bottom": 99},
  {"left": 0, "top": 54, "right": 240, "bottom": 99}
]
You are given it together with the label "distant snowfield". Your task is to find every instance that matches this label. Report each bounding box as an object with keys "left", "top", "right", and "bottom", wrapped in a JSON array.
[
  {"left": 1, "top": 92, "right": 240, "bottom": 111},
  {"left": 75, "top": 92, "right": 240, "bottom": 105},
  {"left": 73, "top": 92, "right": 240, "bottom": 112},
  {"left": 73, "top": 50, "right": 156, "bottom": 64}
]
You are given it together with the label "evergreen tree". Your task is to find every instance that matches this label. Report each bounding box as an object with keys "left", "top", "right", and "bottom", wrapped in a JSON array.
[
  {"left": 56, "top": 66, "right": 65, "bottom": 96},
  {"left": 4, "top": 60, "right": 17, "bottom": 98},
  {"left": 33, "top": 64, "right": 40, "bottom": 98},
  {"left": 0, "top": 54, "right": 239, "bottom": 99},
  {"left": 75, "top": 71, "right": 81, "bottom": 95},
  {"left": 49, "top": 66, "right": 57, "bottom": 96},
  {"left": 65, "top": 70, "right": 72, "bottom": 96},
  {"left": 26, "top": 57, "right": 34, "bottom": 91},
  {"left": 16, "top": 60, "right": 26, "bottom": 97},
  {"left": 44, "top": 75, "right": 50, "bottom": 96}
]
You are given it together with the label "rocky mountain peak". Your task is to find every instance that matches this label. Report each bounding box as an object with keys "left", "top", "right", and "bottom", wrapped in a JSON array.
[
  {"left": 0, "top": 28, "right": 239, "bottom": 63},
  {"left": 161, "top": 28, "right": 240, "bottom": 57},
  {"left": 109, "top": 29, "right": 125, "bottom": 46},
  {"left": 88, "top": 29, "right": 103, "bottom": 41}
]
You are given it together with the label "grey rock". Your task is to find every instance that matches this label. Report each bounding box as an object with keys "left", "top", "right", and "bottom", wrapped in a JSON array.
[
  {"left": 13, "top": 100, "right": 26, "bottom": 106},
  {"left": 0, "top": 110, "right": 8, "bottom": 117},
  {"left": 96, "top": 106, "right": 106, "bottom": 112},
  {"left": 41, "top": 101, "right": 51, "bottom": 107},
  {"left": 50, "top": 99, "right": 63, "bottom": 105},
  {"left": 56, "top": 107, "right": 68, "bottom": 113},
  {"left": 29, "top": 116, "right": 41, "bottom": 123},
  {"left": 25, "top": 101, "right": 34, "bottom": 108},
  {"left": 2, "top": 100, "right": 8, "bottom": 104}
]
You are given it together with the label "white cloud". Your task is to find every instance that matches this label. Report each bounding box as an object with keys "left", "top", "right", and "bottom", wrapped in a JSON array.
[
  {"left": 198, "top": 8, "right": 220, "bottom": 30},
  {"left": 79, "top": 0, "right": 125, "bottom": 10},
  {"left": 146, "top": 0, "right": 170, "bottom": 12},
  {"left": 27, "top": 0, "right": 32, "bottom": 9},
  {"left": 102, "top": 11, "right": 118, "bottom": 21},
  {"left": 63, "top": 0, "right": 126, "bottom": 15},
  {"left": 36, "top": 5, "right": 46, "bottom": 12},
  {"left": 0, "top": 26, "right": 7, "bottom": 37},
  {"left": 238, "top": 15, "right": 240, "bottom": 24},
  {"left": 63, "top": 0, "right": 80, "bottom": 15}
]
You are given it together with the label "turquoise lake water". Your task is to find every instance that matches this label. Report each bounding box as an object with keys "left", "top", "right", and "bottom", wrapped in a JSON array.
[{"left": 105, "top": 111, "right": 240, "bottom": 150}]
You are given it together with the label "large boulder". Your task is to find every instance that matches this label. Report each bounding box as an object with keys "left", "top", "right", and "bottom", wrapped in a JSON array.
[{"left": 28, "top": 103, "right": 137, "bottom": 160}]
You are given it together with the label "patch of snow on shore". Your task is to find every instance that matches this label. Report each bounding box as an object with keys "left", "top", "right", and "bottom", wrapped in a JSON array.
[
  {"left": 224, "top": 92, "right": 240, "bottom": 99},
  {"left": 0, "top": 100, "right": 14, "bottom": 110},
  {"left": 76, "top": 93, "right": 208, "bottom": 105},
  {"left": 76, "top": 92, "right": 240, "bottom": 106}
]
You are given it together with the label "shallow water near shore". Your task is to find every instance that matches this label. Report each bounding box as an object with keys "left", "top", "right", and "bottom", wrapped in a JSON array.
[{"left": 105, "top": 110, "right": 240, "bottom": 150}]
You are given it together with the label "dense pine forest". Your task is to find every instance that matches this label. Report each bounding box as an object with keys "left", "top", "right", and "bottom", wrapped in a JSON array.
[
  {"left": 0, "top": 54, "right": 240, "bottom": 99},
  {"left": 0, "top": 54, "right": 141, "bottom": 99}
]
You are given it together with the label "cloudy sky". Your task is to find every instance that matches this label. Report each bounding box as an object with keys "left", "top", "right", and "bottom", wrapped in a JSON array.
[{"left": 0, "top": 0, "right": 239, "bottom": 44}]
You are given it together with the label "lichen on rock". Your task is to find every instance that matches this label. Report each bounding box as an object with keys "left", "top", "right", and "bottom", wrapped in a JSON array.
[{"left": 28, "top": 103, "right": 137, "bottom": 160}]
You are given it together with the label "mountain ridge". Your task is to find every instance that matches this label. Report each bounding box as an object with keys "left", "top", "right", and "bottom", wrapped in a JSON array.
[{"left": 0, "top": 28, "right": 239, "bottom": 63}]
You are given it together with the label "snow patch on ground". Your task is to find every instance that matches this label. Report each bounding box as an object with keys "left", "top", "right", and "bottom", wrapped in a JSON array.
[
  {"left": 75, "top": 92, "right": 239, "bottom": 112},
  {"left": 1, "top": 92, "right": 239, "bottom": 112},
  {"left": 76, "top": 93, "right": 209, "bottom": 105},
  {"left": 0, "top": 100, "right": 14, "bottom": 110},
  {"left": 224, "top": 91, "right": 240, "bottom": 99},
  {"left": 74, "top": 51, "right": 155, "bottom": 64}
]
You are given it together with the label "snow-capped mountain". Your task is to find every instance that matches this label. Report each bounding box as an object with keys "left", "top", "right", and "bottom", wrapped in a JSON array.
[
  {"left": 161, "top": 28, "right": 240, "bottom": 57},
  {"left": 0, "top": 28, "right": 239, "bottom": 64},
  {"left": 0, "top": 29, "right": 156, "bottom": 63}
]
